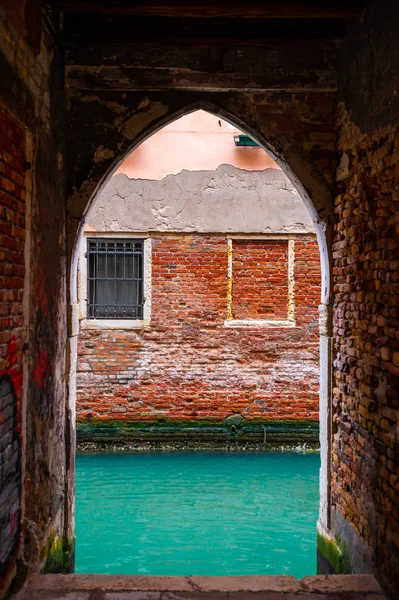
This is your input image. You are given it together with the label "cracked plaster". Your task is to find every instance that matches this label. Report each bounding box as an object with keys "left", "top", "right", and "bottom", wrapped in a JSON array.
[{"left": 87, "top": 165, "right": 315, "bottom": 234}]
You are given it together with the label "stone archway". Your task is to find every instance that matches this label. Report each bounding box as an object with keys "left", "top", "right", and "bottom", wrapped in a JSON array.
[
  {"left": 67, "top": 96, "right": 334, "bottom": 302},
  {"left": 65, "top": 95, "right": 335, "bottom": 562}
]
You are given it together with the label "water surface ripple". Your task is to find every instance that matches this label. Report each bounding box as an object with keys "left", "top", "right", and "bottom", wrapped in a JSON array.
[{"left": 76, "top": 452, "right": 319, "bottom": 577}]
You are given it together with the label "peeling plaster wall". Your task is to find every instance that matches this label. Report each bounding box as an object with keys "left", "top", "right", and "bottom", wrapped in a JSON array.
[
  {"left": 0, "top": 7, "right": 68, "bottom": 595},
  {"left": 86, "top": 166, "right": 315, "bottom": 234},
  {"left": 67, "top": 92, "right": 337, "bottom": 235}
]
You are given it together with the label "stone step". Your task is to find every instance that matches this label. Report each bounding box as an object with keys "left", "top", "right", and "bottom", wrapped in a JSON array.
[{"left": 11, "top": 574, "right": 387, "bottom": 600}]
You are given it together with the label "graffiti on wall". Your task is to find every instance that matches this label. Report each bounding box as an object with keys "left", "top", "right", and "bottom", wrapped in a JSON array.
[
  {"left": 0, "top": 106, "right": 26, "bottom": 584},
  {"left": 33, "top": 349, "right": 49, "bottom": 390},
  {"left": 0, "top": 371, "right": 22, "bottom": 582}
]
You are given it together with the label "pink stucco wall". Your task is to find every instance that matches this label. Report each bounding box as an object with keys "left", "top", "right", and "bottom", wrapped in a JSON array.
[{"left": 114, "top": 110, "right": 279, "bottom": 180}]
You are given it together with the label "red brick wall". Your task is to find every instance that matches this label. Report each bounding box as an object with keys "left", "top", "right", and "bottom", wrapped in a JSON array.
[
  {"left": 332, "top": 109, "right": 399, "bottom": 584},
  {"left": 0, "top": 106, "right": 25, "bottom": 584},
  {"left": 151, "top": 235, "right": 227, "bottom": 326},
  {"left": 294, "top": 237, "right": 323, "bottom": 323},
  {"left": 77, "top": 234, "right": 321, "bottom": 423},
  {"left": 232, "top": 240, "right": 289, "bottom": 320},
  {"left": 0, "top": 109, "right": 26, "bottom": 365}
]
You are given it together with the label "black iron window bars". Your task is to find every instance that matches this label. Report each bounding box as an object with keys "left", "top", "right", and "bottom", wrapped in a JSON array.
[{"left": 87, "top": 238, "right": 144, "bottom": 319}]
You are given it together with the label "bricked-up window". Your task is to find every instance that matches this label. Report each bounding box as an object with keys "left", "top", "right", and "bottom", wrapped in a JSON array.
[
  {"left": 87, "top": 238, "right": 144, "bottom": 319},
  {"left": 232, "top": 239, "right": 289, "bottom": 320}
]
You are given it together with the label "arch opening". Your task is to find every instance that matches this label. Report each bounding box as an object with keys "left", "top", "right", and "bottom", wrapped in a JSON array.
[
  {"left": 67, "top": 105, "right": 334, "bottom": 577},
  {"left": 69, "top": 101, "right": 333, "bottom": 307}
]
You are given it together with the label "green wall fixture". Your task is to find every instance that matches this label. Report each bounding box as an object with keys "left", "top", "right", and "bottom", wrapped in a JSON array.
[{"left": 233, "top": 134, "right": 259, "bottom": 147}]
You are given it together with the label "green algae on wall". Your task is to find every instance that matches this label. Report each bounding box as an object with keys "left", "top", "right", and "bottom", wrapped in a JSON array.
[
  {"left": 76, "top": 418, "right": 319, "bottom": 445},
  {"left": 43, "top": 534, "right": 75, "bottom": 574},
  {"left": 317, "top": 530, "right": 351, "bottom": 575}
]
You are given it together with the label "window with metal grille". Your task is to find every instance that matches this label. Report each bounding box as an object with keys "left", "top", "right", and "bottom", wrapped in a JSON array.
[{"left": 87, "top": 238, "right": 144, "bottom": 319}]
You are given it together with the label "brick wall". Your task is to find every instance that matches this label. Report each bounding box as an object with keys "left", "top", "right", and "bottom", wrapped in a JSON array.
[
  {"left": 77, "top": 234, "right": 321, "bottom": 430},
  {"left": 332, "top": 108, "right": 399, "bottom": 585},
  {"left": 232, "top": 240, "right": 289, "bottom": 320},
  {"left": 253, "top": 92, "right": 337, "bottom": 189},
  {"left": 0, "top": 107, "right": 25, "bottom": 584},
  {"left": 1, "top": 6, "right": 70, "bottom": 584}
]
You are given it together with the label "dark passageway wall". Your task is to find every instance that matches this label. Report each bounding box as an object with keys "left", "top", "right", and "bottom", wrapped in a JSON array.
[
  {"left": 327, "top": 0, "right": 399, "bottom": 590},
  {"left": 0, "top": 7, "right": 69, "bottom": 597},
  {"left": 0, "top": 0, "right": 398, "bottom": 597},
  {"left": 0, "top": 106, "right": 25, "bottom": 592}
]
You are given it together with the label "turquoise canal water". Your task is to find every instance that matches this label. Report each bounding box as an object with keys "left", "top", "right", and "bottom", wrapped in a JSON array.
[{"left": 75, "top": 452, "right": 319, "bottom": 577}]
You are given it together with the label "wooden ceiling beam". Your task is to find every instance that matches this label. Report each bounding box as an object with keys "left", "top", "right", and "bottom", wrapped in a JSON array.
[
  {"left": 59, "top": 15, "right": 346, "bottom": 48},
  {"left": 46, "top": 0, "right": 365, "bottom": 19},
  {"left": 66, "top": 43, "right": 338, "bottom": 92},
  {"left": 64, "top": 37, "right": 343, "bottom": 49},
  {"left": 66, "top": 64, "right": 338, "bottom": 92}
]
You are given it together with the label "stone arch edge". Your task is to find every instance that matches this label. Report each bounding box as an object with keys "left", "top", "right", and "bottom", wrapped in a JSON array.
[
  {"left": 64, "top": 95, "right": 335, "bottom": 570},
  {"left": 67, "top": 96, "right": 334, "bottom": 305}
]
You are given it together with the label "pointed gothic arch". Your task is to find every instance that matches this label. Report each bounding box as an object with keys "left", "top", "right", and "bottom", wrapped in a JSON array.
[{"left": 65, "top": 98, "right": 335, "bottom": 554}]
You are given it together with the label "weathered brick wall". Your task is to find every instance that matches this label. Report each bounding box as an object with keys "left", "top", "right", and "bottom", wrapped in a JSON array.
[
  {"left": 0, "top": 6, "right": 69, "bottom": 589},
  {"left": 0, "top": 106, "right": 25, "bottom": 585},
  {"left": 253, "top": 92, "right": 337, "bottom": 189},
  {"left": 77, "top": 234, "right": 321, "bottom": 428},
  {"left": 331, "top": 107, "right": 399, "bottom": 586},
  {"left": 232, "top": 240, "right": 289, "bottom": 320},
  {"left": 325, "top": 1, "right": 399, "bottom": 591},
  {"left": 294, "top": 237, "right": 323, "bottom": 323}
]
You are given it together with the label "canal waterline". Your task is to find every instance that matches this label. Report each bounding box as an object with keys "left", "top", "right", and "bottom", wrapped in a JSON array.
[{"left": 75, "top": 452, "right": 319, "bottom": 577}]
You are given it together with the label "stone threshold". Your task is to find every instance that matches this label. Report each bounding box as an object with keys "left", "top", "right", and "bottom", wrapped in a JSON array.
[{"left": 11, "top": 574, "right": 387, "bottom": 600}]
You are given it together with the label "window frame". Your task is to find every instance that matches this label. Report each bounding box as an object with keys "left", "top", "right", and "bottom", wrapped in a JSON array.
[
  {"left": 78, "top": 232, "right": 152, "bottom": 329},
  {"left": 224, "top": 235, "right": 296, "bottom": 328}
]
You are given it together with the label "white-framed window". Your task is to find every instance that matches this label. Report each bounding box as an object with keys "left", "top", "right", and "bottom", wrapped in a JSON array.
[
  {"left": 225, "top": 235, "right": 296, "bottom": 328},
  {"left": 78, "top": 232, "right": 151, "bottom": 329}
]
